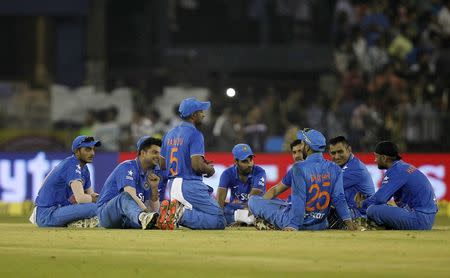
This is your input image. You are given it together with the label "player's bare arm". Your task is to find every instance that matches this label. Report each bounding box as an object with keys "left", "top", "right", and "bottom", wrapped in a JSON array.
[
  {"left": 191, "top": 155, "right": 215, "bottom": 177},
  {"left": 123, "top": 186, "right": 148, "bottom": 212},
  {"left": 263, "top": 183, "right": 289, "bottom": 199},
  {"left": 217, "top": 187, "right": 227, "bottom": 207},
  {"left": 84, "top": 187, "right": 99, "bottom": 202},
  {"left": 70, "top": 180, "right": 95, "bottom": 203}
]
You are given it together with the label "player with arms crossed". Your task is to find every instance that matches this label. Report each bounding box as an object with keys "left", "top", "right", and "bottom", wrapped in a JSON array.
[
  {"left": 356, "top": 141, "right": 438, "bottom": 230},
  {"left": 32, "top": 135, "right": 101, "bottom": 227},
  {"left": 217, "top": 143, "right": 266, "bottom": 226},
  {"left": 249, "top": 129, "right": 357, "bottom": 231},
  {"left": 158, "top": 97, "right": 226, "bottom": 230},
  {"left": 96, "top": 136, "right": 163, "bottom": 229},
  {"left": 327, "top": 136, "right": 375, "bottom": 229}
]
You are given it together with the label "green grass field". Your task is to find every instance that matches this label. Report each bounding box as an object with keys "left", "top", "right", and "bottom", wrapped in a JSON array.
[{"left": 1, "top": 216, "right": 450, "bottom": 277}]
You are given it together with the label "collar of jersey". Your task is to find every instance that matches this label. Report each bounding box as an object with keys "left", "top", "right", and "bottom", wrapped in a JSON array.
[
  {"left": 181, "top": 121, "right": 196, "bottom": 128},
  {"left": 134, "top": 158, "right": 146, "bottom": 177},
  {"left": 305, "top": 152, "right": 324, "bottom": 162},
  {"left": 342, "top": 154, "right": 355, "bottom": 168},
  {"left": 234, "top": 165, "right": 253, "bottom": 182}
]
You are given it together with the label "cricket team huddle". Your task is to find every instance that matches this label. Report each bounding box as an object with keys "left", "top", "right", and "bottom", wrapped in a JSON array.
[{"left": 30, "top": 97, "right": 439, "bottom": 231}]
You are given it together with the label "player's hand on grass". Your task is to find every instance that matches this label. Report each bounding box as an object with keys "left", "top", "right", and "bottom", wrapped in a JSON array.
[
  {"left": 344, "top": 219, "right": 358, "bottom": 231},
  {"left": 283, "top": 227, "right": 297, "bottom": 232}
]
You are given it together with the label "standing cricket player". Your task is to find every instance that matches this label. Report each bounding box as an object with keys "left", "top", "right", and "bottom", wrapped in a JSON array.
[
  {"left": 249, "top": 129, "right": 357, "bottom": 231},
  {"left": 357, "top": 141, "right": 438, "bottom": 230},
  {"left": 158, "top": 97, "right": 226, "bottom": 230},
  {"left": 217, "top": 143, "right": 266, "bottom": 226}
]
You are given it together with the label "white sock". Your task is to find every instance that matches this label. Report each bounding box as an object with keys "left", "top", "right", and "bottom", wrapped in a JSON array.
[{"left": 234, "top": 209, "right": 255, "bottom": 225}]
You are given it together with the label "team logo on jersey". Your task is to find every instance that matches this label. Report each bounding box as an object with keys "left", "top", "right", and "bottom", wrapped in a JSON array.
[
  {"left": 126, "top": 170, "right": 134, "bottom": 181},
  {"left": 382, "top": 175, "right": 389, "bottom": 184},
  {"left": 75, "top": 164, "right": 81, "bottom": 175},
  {"left": 258, "top": 177, "right": 265, "bottom": 186},
  {"left": 143, "top": 181, "right": 150, "bottom": 190}
]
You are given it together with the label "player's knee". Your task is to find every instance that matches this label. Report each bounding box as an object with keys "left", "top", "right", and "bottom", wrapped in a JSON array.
[{"left": 366, "top": 204, "right": 381, "bottom": 219}]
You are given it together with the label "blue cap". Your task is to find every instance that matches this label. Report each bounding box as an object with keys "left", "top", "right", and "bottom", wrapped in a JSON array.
[
  {"left": 179, "top": 97, "right": 211, "bottom": 118},
  {"left": 232, "top": 143, "right": 254, "bottom": 161},
  {"left": 136, "top": 136, "right": 150, "bottom": 151},
  {"left": 71, "top": 135, "right": 101, "bottom": 152},
  {"left": 297, "top": 129, "right": 326, "bottom": 152}
]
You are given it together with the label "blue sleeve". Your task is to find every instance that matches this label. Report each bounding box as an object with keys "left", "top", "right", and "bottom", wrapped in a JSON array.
[
  {"left": 287, "top": 166, "right": 306, "bottom": 230},
  {"left": 362, "top": 170, "right": 407, "bottom": 211},
  {"left": 252, "top": 168, "right": 266, "bottom": 192},
  {"left": 219, "top": 170, "right": 231, "bottom": 189},
  {"left": 331, "top": 169, "right": 351, "bottom": 221},
  {"left": 64, "top": 162, "right": 85, "bottom": 187},
  {"left": 282, "top": 168, "right": 293, "bottom": 187},
  {"left": 115, "top": 165, "right": 137, "bottom": 191},
  {"left": 190, "top": 131, "right": 205, "bottom": 157}
]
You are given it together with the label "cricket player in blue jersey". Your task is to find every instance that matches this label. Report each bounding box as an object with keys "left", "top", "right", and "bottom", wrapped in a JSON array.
[
  {"left": 249, "top": 129, "right": 357, "bottom": 231},
  {"left": 158, "top": 97, "right": 226, "bottom": 230},
  {"left": 33, "top": 135, "right": 101, "bottom": 227},
  {"left": 327, "top": 136, "right": 375, "bottom": 228},
  {"left": 263, "top": 139, "right": 303, "bottom": 199},
  {"left": 217, "top": 143, "right": 266, "bottom": 226},
  {"left": 357, "top": 141, "right": 438, "bottom": 230},
  {"left": 96, "top": 136, "right": 163, "bottom": 229}
]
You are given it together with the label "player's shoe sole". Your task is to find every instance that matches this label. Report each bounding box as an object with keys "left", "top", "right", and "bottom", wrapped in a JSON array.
[
  {"left": 141, "top": 212, "right": 159, "bottom": 230},
  {"left": 67, "top": 216, "right": 99, "bottom": 228},
  {"left": 156, "top": 200, "right": 170, "bottom": 229},
  {"left": 254, "top": 218, "right": 276, "bottom": 230},
  {"left": 157, "top": 199, "right": 183, "bottom": 230}
]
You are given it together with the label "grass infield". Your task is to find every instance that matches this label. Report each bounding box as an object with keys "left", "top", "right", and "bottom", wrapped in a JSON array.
[{"left": 1, "top": 216, "right": 449, "bottom": 277}]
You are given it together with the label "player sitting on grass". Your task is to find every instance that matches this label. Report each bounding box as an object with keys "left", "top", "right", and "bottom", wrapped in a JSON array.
[
  {"left": 217, "top": 143, "right": 266, "bottom": 226},
  {"left": 248, "top": 129, "right": 357, "bottom": 231},
  {"left": 327, "top": 136, "right": 375, "bottom": 229},
  {"left": 356, "top": 141, "right": 438, "bottom": 230},
  {"left": 31, "top": 135, "right": 101, "bottom": 228},
  {"left": 96, "top": 136, "right": 163, "bottom": 229},
  {"left": 158, "top": 97, "right": 226, "bottom": 230}
]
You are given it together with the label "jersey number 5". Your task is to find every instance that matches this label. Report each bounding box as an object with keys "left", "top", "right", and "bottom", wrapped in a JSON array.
[
  {"left": 169, "top": 147, "right": 179, "bottom": 176},
  {"left": 306, "top": 181, "right": 331, "bottom": 212}
]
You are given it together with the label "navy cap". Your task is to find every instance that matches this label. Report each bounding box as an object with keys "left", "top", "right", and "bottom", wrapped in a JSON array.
[
  {"left": 136, "top": 136, "right": 150, "bottom": 151},
  {"left": 375, "top": 141, "right": 402, "bottom": 160},
  {"left": 232, "top": 143, "right": 254, "bottom": 161},
  {"left": 297, "top": 129, "right": 326, "bottom": 152},
  {"left": 72, "top": 135, "right": 101, "bottom": 152},
  {"left": 179, "top": 97, "right": 211, "bottom": 118}
]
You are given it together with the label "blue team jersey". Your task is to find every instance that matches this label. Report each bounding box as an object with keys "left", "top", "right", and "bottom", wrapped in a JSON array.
[
  {"left": 97, "top": 158, "right": 163, "bottom": 207},
  {"left": 362, "top": 160, "right": 438, "bottom": 214},
  {"left": 288, "top": 153, "right": 351, "bottom": 229},
  {"left": 341, "top": 154, "right": 375, "bottom": 214},
  {"left": 35, "top": 155, "right": 91, "bottom": 207},
  {"left": 282, "top": 168, "right": 293, "bottom": 187},
  {"left": 161, "top": 122, "right": 205, "bottom": 181},
  {"left": 219, "top": 165, "right": 266, "bottom": 204}
]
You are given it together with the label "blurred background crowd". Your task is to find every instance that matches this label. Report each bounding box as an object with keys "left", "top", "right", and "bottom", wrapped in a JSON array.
[{"left": 0, "top": 0, "right": 449, "bottom": 153}]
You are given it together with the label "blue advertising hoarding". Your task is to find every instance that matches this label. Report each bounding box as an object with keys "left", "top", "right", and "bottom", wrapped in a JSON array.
[{"left": 0, "top": 152, "right": 118, "bottom": 202}]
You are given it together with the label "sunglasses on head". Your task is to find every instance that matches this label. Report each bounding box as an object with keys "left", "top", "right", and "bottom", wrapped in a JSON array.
[
  {"left": 300, "top": 128, "right": 312, "bottom": 144},
  {"left": 81, "top": 136, "right": 95, "bottom": 143}
]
